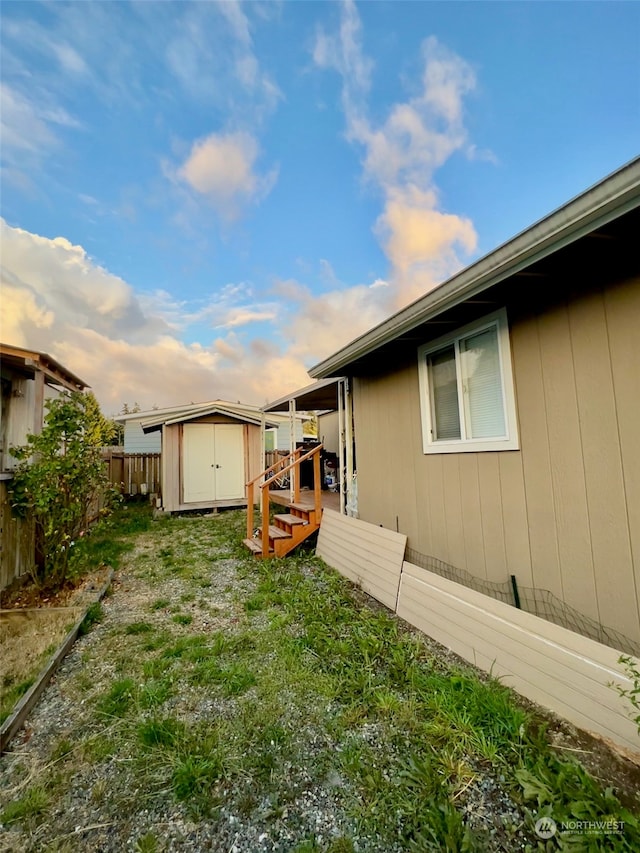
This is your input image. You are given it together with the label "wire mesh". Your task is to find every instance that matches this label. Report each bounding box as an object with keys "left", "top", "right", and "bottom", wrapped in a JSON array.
[{"left": 405, "top": 548, "right": 640, "bottom": 658}]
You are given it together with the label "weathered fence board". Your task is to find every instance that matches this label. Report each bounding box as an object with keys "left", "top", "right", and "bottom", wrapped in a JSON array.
[
  {"left": 101, "top": 450, "right": 162, "bottom": 496},
  {"left": 0, "top": 479, "right": 34, "bottom": 592}
]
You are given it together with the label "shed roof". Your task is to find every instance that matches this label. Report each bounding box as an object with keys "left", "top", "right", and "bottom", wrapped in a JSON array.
[
  {"left": 117, "top": 399, "right": 305, "bottom": 428},
  {"left": 309, "top": 156, "right": 640, "bottom": 379},
  {"left": 137, "top": 400, "right": 282, "bottom": 433}
]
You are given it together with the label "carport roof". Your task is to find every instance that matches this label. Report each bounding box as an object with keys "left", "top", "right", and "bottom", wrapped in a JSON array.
[{"left": 262, "top": 377, "right": 344, "bottom": 412}]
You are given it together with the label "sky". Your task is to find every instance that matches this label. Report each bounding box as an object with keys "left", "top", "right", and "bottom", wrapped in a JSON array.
[{"left": 1, "top": 0, "right": 638, "bottom": 416}]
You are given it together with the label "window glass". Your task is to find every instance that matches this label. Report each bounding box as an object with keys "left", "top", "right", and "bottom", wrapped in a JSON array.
[
  {"left": 460, "top": 327, "right": 506, "bottom": 439},
  {"left": 428, "top": 345, "right": 461, "bottom": 440}
]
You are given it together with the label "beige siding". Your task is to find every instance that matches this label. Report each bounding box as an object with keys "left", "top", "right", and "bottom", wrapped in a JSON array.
[
  {"left": 317, "top": 509, "right": 406, "bottom": 611},
  {"left": 605, "top": 284, "right": 640, "bottom": 629},
  {"left": 397, "top": 562, "right": 639, "bottom": 755},
  {"left": 510, "top": 318, "right": 563, "bottom": 598},
  {"left": 352, "top": 275, "right": 640, "bottom": 646},
  {"left": 568, "top": 291, "right": 638, "bottom": 641}
]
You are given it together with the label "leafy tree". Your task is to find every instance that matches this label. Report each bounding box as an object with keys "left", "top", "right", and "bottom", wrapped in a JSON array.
[
  {"left": 85, "top": 391, "right": 117, "bottom": 446},
  {"left": 9, "top": 392, "right": 113, "bottom": 590},
  {"left": 302, "top": 413, "right": 318, "bottom": 438}
]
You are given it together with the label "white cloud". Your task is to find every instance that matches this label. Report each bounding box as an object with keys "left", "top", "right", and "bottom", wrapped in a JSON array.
[
  {"left": 0, "top": 83, "right": 56, "bottom": 155},
  {"left": 376, "top": 185, "right": 477, "bottom": 305},
  {"left": 0, "top": 218, "right": 168, "bottom": 347},
  {"left": 177, "top": 131, "right": 278, "bottom": 219},
  {"left": 215, "top": 308, "right": 276, "bottom": 329},
  {"left": 164, "top": 2, "right": 281, "bottom": 116},
  {"left": 272, "top": 276, "right": 393, "bottom": 363},
  {"left": 313, "top": 5, "right": 480, "bottom": 307},
  {"left": 1, "top": 218, "right": 391, "bottom": 413}
]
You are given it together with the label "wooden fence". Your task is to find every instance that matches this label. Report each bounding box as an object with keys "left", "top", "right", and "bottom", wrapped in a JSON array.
[
  {"left": 101, "top": 450, "right": 162, "bottom": 497},
  {"left": 264, "top": 450, "right": 286, "bottom": 471},
  {"left": 0, "top": 479, "right": 34, "bottom": 592}
]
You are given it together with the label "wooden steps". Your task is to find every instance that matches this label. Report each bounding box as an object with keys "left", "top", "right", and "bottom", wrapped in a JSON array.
[
  {"left": 244, "top": 504, "right": 321, "bottom": 558},
  {"left": 242, "top": 537, "right": 274, "bottom": 556},
  {"left": 244, "top": 443, "right": 324, "bottom": 558}
]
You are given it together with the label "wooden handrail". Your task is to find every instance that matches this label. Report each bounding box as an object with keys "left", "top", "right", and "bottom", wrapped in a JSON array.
[
  {"left": 246, "top": 444, "right": 324, "bottom": 551},
  {"left": 258, "top": 444, "right": 323, "bottom": 489},
  {"left": 246, "top": 448, "right": 302, "bottom": 489}
]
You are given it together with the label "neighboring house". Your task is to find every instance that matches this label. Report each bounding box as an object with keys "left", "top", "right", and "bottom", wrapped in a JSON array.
[
  {"left": 0, "top": 344, "right": 88, "bottom": 590},
  {"left": 117, "top": 401, "right": 306, "bottom": 455},
  {"left": 269, "top": 160, "right": 640, "bottom": 752},
  {"left": 135, "top": 402, "right": 283, "bottom": 514}
]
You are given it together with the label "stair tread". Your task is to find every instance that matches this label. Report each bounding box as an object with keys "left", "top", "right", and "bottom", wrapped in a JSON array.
[
  {"left": 274, "top": 513, "right": 308, "bottom": 526},
  {"left": 242, "top": 537, "right": 274, "bottom": 555},
  {"left": 260, "top": 525, "right": 291, "bottom": 539},
  {"left": 287, "top": 503, "right": 317, "bottom": 513}
]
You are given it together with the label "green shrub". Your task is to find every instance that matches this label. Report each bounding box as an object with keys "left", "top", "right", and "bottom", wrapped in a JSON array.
[{"left": 9, "top": 392, "right": 115, "bottom": 590}]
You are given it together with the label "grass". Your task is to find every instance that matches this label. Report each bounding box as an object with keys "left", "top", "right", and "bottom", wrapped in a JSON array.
[
  {"left": 0, "top": 677, "right": 36, "bottom": 725},
  {"left": 70, "top": 500, "right": 158, "bottom": 579},
  {"left": 0, "top": 785, "right": 49, "bottom": 826},
  {"left": 1, "top": 504, "right": 638, "bottom": 852}
]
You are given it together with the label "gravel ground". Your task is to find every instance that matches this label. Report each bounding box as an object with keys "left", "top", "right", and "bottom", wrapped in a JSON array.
[
  {"left": 0, "top": 523, "right": 389, "bottom": 852},
  {"left": 1, "top": 511, "right": 638, "bottom": 852}
]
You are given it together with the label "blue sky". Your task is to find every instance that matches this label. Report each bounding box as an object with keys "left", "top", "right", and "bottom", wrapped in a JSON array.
[{"left": 2, "top": 0, "right": 638, "bottom": 414}]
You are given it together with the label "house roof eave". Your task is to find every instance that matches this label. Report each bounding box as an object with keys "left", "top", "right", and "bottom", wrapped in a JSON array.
[{"left": 309, "top": 156, "right": 640, "bottom": 379}]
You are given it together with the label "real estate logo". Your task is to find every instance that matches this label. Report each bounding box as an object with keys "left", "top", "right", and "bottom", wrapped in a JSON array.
[
  {"left": 534, "top": 815, "right": 625, "bottom": 840},
  {"left": 535, "top": 817, "right": 557, "bottom": 839}
]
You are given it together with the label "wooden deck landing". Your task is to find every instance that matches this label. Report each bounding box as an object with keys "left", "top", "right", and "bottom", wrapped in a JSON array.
[{"left": 267, "top": 489, "right": 340, "bottom": 512}]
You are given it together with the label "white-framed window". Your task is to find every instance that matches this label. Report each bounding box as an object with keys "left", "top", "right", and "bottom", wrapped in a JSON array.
[{"left": 417, "top": 308, "right": 519, "bottom": 454}]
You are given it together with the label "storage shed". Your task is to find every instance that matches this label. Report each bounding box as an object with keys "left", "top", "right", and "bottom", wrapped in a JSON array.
[
  {"left": 118, "top": 401, "right": 305, "bottom": 454},
  {"left": 139, "top": 403, "right": 278, "bottom": 514}
]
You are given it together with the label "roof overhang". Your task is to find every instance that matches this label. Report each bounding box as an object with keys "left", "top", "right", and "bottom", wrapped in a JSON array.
[
  {"left": 0, "top": 343, "right": 89, "bottom": 391},
  {"left": 309, "top": 157, "right": 640, "bottom": 379},
  {"left": 115, "top": 401, "right": 220, "bottom": 423},
  {"left": 263, "top": 377, "right": 345, "bottom": 413}
]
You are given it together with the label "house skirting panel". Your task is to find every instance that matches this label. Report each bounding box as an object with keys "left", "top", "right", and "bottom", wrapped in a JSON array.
[
  {"left": 397, "top": 562, "right": 639, "bottom": 755},
  {"left": 316, "top": 511, "right": 639, "bottom": 756},
  {"left": 317, "top": 509, "right": 406, "bottom": 612}
]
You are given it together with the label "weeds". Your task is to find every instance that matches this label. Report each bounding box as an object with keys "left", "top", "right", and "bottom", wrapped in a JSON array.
[
  {"left": 0, "top": 677, "right": 35, "bottom": 724},
  {"left": 613, "top": 655, "right": 640, "bottom": 736},
  {"left": 3, "top": 508, "right": 638, "bottom": 852},
  {"left": 78, "top": 602, "right": 104, "bottom": 636},
  {"left": 0, "top": 785, "right": 49, "bottom": 825},
  {"left": 126, "top": 621, "right": 154, "bottom": 634}
]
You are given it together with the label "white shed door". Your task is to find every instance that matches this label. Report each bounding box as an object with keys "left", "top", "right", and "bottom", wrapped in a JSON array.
[
  {"left": 213, "top": 424, "right": 245, "bottom": 500},
  {"left": 183, "top": 424, "right": 245, "bottom": 503}
]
